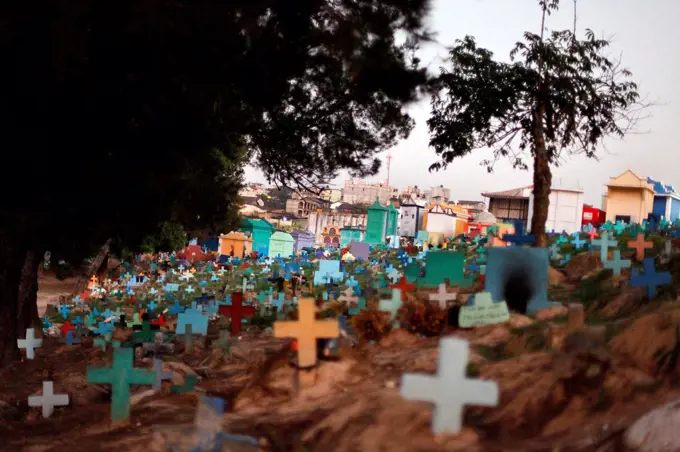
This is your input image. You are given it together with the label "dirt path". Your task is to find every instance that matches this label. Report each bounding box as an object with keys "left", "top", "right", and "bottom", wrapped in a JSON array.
[{"left": 37, "top": 273, "right": 78, "bottom": 315}]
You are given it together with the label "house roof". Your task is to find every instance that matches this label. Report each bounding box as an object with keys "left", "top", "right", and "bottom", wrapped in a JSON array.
[
  {"left": 481, "top": 186, "right": 531, "bottom": 199},
  {"left": 647, "top": 177, "right": 679, "bottom": 196},
  {"left": 606, "top": 170, "right": 654, "bottom": 190}
]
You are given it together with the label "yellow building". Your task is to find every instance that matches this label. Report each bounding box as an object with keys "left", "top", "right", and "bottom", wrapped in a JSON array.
[
  {"left": 422, "top": 203, "right": 470, "bottom": 237},
  {"left": 604, "top": 170, "right": 655, "bottom": 224}
]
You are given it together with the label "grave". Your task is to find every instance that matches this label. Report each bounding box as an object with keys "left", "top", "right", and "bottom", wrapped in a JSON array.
[{"left": 28, "top": 381, "right": 70, "bottom": 419}]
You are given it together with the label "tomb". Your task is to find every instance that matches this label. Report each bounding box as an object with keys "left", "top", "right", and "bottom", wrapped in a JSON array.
[
  {"left": 268, "top": 231, "right": 295, "bottom": 258},
  {"left": 364, "top": 198, "right": 398, "bottom": 245},
  {"left": 240, "top": 218, "right": 274, "bottom": 256},
  {"left": 218, "top": 231, "right": 253, "bottom": 259},
  {"left": 290, "top": 229, "right": 315, "bottom": 254}
]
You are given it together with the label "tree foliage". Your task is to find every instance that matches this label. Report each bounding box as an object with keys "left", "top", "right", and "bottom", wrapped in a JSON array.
[
  {"left": 427, "top": 0, "right": 642, "bottom": 244},
  {"left": 0, "top": 0, "right": 432, "bottom": 365}
]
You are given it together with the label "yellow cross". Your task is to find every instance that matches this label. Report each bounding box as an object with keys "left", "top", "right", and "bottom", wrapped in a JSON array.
[{"left": 274, "top": 298, "right": 339, "bottom": 368}]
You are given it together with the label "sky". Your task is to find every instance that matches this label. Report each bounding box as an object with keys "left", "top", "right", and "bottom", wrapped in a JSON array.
[{"left": 245, "top": 0, "right": 680, "bottom": 206}]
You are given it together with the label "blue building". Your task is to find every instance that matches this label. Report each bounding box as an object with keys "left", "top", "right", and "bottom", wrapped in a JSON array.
[{"left": 648, "top": 177, "right": 680, "bottom": 221}]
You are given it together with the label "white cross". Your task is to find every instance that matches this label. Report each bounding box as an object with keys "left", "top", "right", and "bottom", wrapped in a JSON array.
[
  {"left": 337, "top": 287, "right": 358, "bottom": 305},
  {"left": 17, "top": 328, "right": 42, "bottom": 360},
  {"left": 428, "top": 284, "right": 457, "bottom": 310},
  {"left": 400, "top": 337, "right": 499, "bottom": 435},
  {"left": 28, "top": 381, "right": 69, "bottom": 418}
]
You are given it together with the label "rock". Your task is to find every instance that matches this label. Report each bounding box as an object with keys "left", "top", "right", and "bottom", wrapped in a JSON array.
[
  {"left": 625, "top": 399, "right": 680, "bottom": 452},
  {"left": 600, "top": 287, "right": 645, "bottom": 317},
  {"left": 507, "top": 313, "right": 534, "bottom": 328},
  {"left": 534, "top": 305, "right": 568, "bottom": 321},
  {"left": 563, "top": 251, "right": 603, "bottom": 281},
  {"left": 548, "top": 266, "right": 567, "bottom": 285}
]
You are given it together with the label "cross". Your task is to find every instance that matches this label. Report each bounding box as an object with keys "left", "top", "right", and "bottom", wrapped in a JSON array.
[
  {"left": 604, "top": 250, "right": 631, "bottom": 276},
  {"left": 58, "top": 304, "right": 70, "bottom": 319},
  {"left": 63, "top": 330, "right": 82, "bottom": 346},
  {"left": 218, "top": 292, "right": 255, "bottom": 336},
  {"left": 28, "top": 381, "right": 70, "bottom": 419},
  {"left": 348, "top": 298, "right": 366, "bottom": 316},
  {"left": 628, "top": 233, "right": 653, "bottom": 261},
  {"left": 17, "top": 328, "right": 42, "bottom": 360},
  {"left": 273, "top": 298, "right": 339, "bottom": 368},
  {"left": 337, "top": 287, "right": 358, "bottom": 307},
  {"left": 94, "top": 336, "right": 121, "bottom": 352},
  {"left": 586, "top": 228, "right": 599, "bottom": 241},
  {"left": 591, "top": 231, "right": 617, "bottom": 264},
  {"left": 631, "top": 257, "right": 672, "bottom": 299},
  {"left": 59, "top": 321, "right": 75, "bottom": 337},
  {"left": 428, "top": 284, "right": 457, "bottom": 310},
  {"left": 152, "top": 358, "right": 173, "bottom": 391},
  {"left": 132, "top": 320, "right": 157, "bottom": 344},
  {"left": 571, "top": 234, "right": 585, "bottom": 249},
  {"left": 147, "top": 300, "right": 157, "bottom": 311},
  {"left": 379, "top": 289, "right": 403, "bottom": 327},
  {"left": 390, "top": 277, "right": 415, "bottom": 301},
  {"left": 87, "top": 347, "right": 156, "bottom": 422},
  {"left": 400, "top": 337, "right": 499, "bottom": 434}
]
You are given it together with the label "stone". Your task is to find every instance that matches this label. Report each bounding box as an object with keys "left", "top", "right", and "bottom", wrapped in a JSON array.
[
  {"left": 533, "top": 304, "right": 568, "bottom": 321},
  {"left": 625, "top": 399, "right": 680, "bottom": 452}
]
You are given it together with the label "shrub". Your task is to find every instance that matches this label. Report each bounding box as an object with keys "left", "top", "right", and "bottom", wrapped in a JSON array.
[
  {"left": 397, "top": 300, "right": 447, "bottom": 337},
  {"left": 351, "top": 309, "right": 392, "bottom": 343}
]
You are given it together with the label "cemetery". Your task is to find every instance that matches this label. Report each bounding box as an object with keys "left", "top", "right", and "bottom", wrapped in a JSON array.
[
  {"left": 1, "top": 0, "right": 675, "bottom": 450},
  {"left": 1, "top": 218, "right": 680, "bottom": 451}
]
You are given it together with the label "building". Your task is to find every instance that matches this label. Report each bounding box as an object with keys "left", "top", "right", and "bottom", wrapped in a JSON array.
[
  {"left": 582, "top": 205, "right": 606, "bottom": 229},
  {"left": 340, "top": 226, "right": 365, "bottom": 248},
  {"left": 284, "top": 192, "right": 329, "bottom": 218},
  {"left": 320, "top": 225, "right": 342, "bottom": 248},
  {"left": 218, "top": 231, "right": 253, "bottom": 258},
  {"left": 604, "top": 170, "right": 655, "bottom": 224},
  {"left": 240, "top": 218, "right": 274, "bottom": 256},
  {"left": 422, "top": 203, "right": 470, "bottom": 237},
  {"left": 648, "top": 177, "right": 680, "bottom": 221},
  {"left": 320, "top": 188, "right": 343, "bottom": 203},
  {"left": 364, "top": 199, "right": 398, "bottom": 244},
  {"left": 482, "top": 185, "right": 584, "bottom": 233},
  {"left": 398, "top": 198, "right": 427, "bottom": 238},
  {"left": 457, "top": 200, "right": 486, "bottom": 215},
  {"left": 426, "top": 185, "right": 452, "bottom": 203},
  {"left": 482, "top": 186, "right": 532, "bottom": 230},
  {"left": 343, "top": 179, "right": 393, "bottom": 205},
  {"left": 527, "top": 187, "right": 584, "bottom": 234},
  {"left": 307, "top": 211, "right": 367, "bottom": 245},
  {"left": 268, "top": 231, "right": 295, "bottom": 258},
  {"left": 291, "top": 229, "right": 315, "bottom": 253}
]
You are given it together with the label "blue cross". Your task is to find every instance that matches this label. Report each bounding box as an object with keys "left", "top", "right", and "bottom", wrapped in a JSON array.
[
  {"left": 555, "top": 235, "right": 569, "bottom": 245},
  {"left": 604, "top": 250, "right": 631, "bottom": 276},
  {"left": 147, "top": 300, "right": 157, "bottom": 311},
  {"left": 273, "top": 293, "right": 285, "bottom": 311},
  {"left": 466, "top": 261, "right": 480, "bottom": 273},
  {"left": 169, "top": 301, "right": 184, "bottom": 316},
  {"left": 631, "top": 257, "right": 671, "bottom": 298},
  {"left": 94, "top": 321, "right": 113, "bottom": 336},
  {"left": 58, "top": 304, "right": 70, "bottom": 319},
  {"left": 571, "top": 233, "right": 585, "bottom": 249},
  {"left": 502, "top": 221, "right": 536, "bottom": 246}
]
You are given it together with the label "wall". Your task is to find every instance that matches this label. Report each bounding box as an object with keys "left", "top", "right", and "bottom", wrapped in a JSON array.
[
  {"left": 528, "top": 189, "right": 584, "bottom": 234},
  {"left": 425, "top": 212, "right": 456, "bottom": 236},
  {"left": 605, "top": 187, "right": 654, "bottom": 224},
  {"left": 307, "top": 211, "right": 367, "bottom": 245},
  {"left": 343, "top": 180, "right": 392, "bottom": 204},
  {"left": 671, "top": 198, "right": 680, "bottom": 221},
  {"left": 398, "top": 205, "right": 424, "bottom": 237},
  {"left": 652, "top": 196, "right": 668, "bottom": 219}
]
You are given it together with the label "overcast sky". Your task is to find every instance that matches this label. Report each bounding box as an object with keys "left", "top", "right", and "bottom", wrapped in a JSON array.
[{"left": 245, "top": 0, "right": 679, "bottom": 206}]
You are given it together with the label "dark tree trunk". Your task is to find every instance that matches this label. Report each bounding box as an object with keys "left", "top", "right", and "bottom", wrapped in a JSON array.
[
  {"left": 17, "top": 250, "right": 41, "bottom": 339},
  {"left": 0, "top": 230, "right": 29, "bottom": 367},
  {"left": 531, "top": 105, "right": 552, "bottom": 248},
  {"left": 74, "top": 238, "right": 111, "bottom": 296}
]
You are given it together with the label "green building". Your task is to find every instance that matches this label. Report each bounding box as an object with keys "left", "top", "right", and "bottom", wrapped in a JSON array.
[
  {"left": 240, "top": 219, "right": 274, "bottom": 256},
  {"left": 340, "top": 226, "right": 365, "bottom": 248},
  {"left": 364, "top": 199, "right": 398, "bottom": 244},
  {"left": 269, "top": 231, "right": 295, "bottom": 258}
]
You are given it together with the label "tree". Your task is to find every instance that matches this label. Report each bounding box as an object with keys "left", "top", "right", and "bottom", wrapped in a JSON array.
[
  {"left": 427, "top": 0, "right": 643, "bottom": 246},
  {"left": 0, "top": 1, "right": 431, "bottom": 365}
]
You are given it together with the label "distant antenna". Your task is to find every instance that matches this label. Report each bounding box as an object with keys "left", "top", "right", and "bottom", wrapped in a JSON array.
[{"left": 386, "top": 153, "right": 392, "bottom": 187}]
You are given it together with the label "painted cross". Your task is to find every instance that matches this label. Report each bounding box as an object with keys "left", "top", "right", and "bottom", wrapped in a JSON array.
[
  {"left": 586, "top": 228, "right": 599, "bottom": 241},
  {"left": 337, "top": 287, "right": 358, "bottom": 307},
  {"left": 501, "top": 222, "right": 536, "bottom": 246},
  {"left": 218, "top": 292, "right": 255, "bottom": 336},
  {"left": 428, "top": 284, "right": 457, "bottom": 310},
  {"left": 94, "top": 336, "right": 121, "bottom": 352},
  {"left": 571, "top": 234, "right": 586, "bottom": 249},
  {"left": 152, "top": 358, "right": 173, "bottom": 391},
  {"left": 628, "top": 233, "right": 653, "bottom": 262},
  {"left": 379, "top": 289, "right": 403, "bottom": 327},
  {"left": 400, "top": 337, "right": 499, "bottom": 434},
  {"left": 87, "top": 347, "right": 156, "bottom": 422},
  {"left": 591, "top": 231, "right": 618, "bottom": 264},
  {"left": 58, "top": 304, "right": 70, "bottom": 319},
  {"left": 273, "top": 298, "right": 339, "bottom": 368},
  {"left": 604, "top": 250, "right": 631, "bottom": 276},
  {"left": 390, "top": 277, "right": 415, "bottom": 301},
  {"left": 28, "top": 381, "right": 70, "bottom": 419},
  {"left": 63, "top": 330, "right": 82, "bottom": 346},
  {"left": 17, "top": 328, "right": 42, "bottom": 360},
  {"left": 631, "top": 257, "right": 672, "bottom": 299}
]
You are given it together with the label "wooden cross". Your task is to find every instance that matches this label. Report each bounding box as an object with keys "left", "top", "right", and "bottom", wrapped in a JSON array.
[
  {"left": 218, "top": 292, "right": 255, "bottom": 336},
  {"left": 273, "top": 298, "right": 339, "bottom": 368},
  {"left": 627, "top": 233, "right": 653, "bottom": 261},
  {"left": 390, "top": 276, "right": 415, "bottom": 301}
]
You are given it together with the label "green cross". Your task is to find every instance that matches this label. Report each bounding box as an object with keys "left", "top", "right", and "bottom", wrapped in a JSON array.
[
  {"left": 132, "top": 320, "right": 156, "bottom": 344},
  {"left": 87, "top": 348, "right": 155, "bottom": 421},
  {"left": 93, "top": 335, "right": 120, "bottom": 352},
  {"left": 171, "top": 374, "right": 197, "bottom": 393}
]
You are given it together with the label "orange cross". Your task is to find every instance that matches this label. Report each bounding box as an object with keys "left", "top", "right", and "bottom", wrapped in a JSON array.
[
  {"left": 628, "top": 233, "right": 653, "bottom": 261},
  {"left": 273, "top": 298, "right": 339, "bottom": 368}
]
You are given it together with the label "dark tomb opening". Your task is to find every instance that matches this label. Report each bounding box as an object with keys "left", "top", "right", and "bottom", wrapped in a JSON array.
[{"left": 502, "top": 267, "right": 534, "bottom": 314}]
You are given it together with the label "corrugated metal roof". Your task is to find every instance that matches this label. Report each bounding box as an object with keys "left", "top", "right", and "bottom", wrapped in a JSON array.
[{"left": 480, "top": 186, "right": 530, "bottom": 199}]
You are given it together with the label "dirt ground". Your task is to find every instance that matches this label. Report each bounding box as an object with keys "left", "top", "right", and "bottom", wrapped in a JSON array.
[{"left": 36, "top": 272, "right": 79, "bottom": 315}]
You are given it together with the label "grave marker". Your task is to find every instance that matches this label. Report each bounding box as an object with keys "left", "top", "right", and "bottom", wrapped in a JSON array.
[
  {"left": 592, "top": 231, "right": 617, "bottom": 264},
  {"left": 400, "top": 337, "right": 499, "bottom": 435},
  {"left": 379, "top": 289, "right": 403, "bottom": 327},
  {"left": 459, "top": 292, "right": 510, "bottom": 327},
  {"left": 628, "top": 233, "right": 653, "bottom": 261},
  {"left": 28, "top": 381, "right": 70, "bottom": 419},
  {"left": 428, "top": 284, "right": 457, "bottom": 310},
  {"left": 17, "top": 328, "right": 42, "bottom": 360},
  {"left": 273, "top": 298, "right": 339, "bottom": 368},
  {"left": 604, "top": 250, "right": 631, "bottom": 276},
  {"left": 631, "top": 257, "right": 672, "bottom": 298},
  {"left": 152, "top": 358, "right": 173, "bottom": 391},
  {"left": 87, "top": 347, "right": 155, "bottom": 422}
]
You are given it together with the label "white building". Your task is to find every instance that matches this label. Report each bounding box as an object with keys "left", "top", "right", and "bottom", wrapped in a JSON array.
[
  {"left": 307, "top": 211, "right": 368, "bottom": 244},
  {"left": 527, "top": 187, "right": 584, "bottom": 234},
  {"left": 398, "top": 198, "right": 427, "bottom": 238},
  {"left": 343, "top": 179, "right": 393, "bottom": 205}
]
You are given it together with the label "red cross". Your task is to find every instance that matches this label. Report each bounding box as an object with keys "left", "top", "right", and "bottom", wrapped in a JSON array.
[
  {"left": 59, "top": 321, "right": 75, "bottom": 336},
  {"left": 390, "top": 276, "right": 416, "bottom": 300},
  {"left": 79, "top": 290, "right": 91, "bottom": 301},
  {"left": 587, "top": 229, "right": 599, "bottom": 240},
  {"left": 218, "top": 291, "right": 256, "bottom": 336},
  {"left": 152, "top": 314, "right": 166, "bottom": 327}
]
